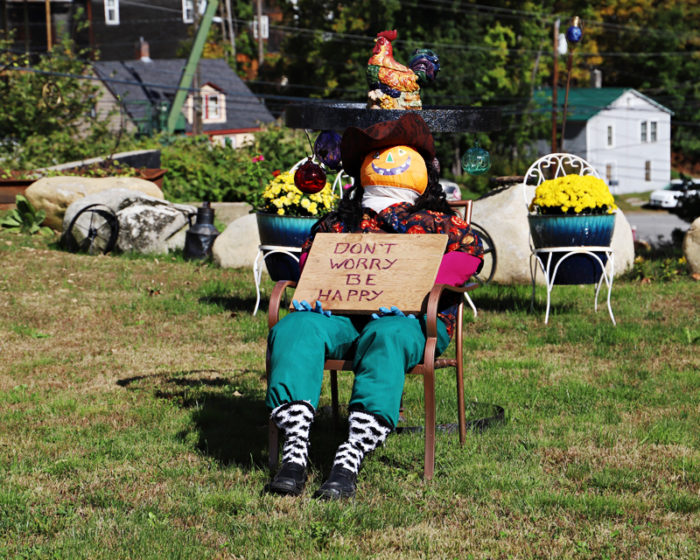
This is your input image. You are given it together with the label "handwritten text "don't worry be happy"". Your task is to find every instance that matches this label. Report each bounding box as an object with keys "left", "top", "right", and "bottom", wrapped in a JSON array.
[{"left": 315, "top": 241, "right": 398, "bottom": 303}]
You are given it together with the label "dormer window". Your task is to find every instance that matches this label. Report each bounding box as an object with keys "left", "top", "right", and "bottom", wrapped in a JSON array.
[
  {"left": 185, "top": 83, "right": 226, "bottom": 125},
  {"left": 203, "top": 93, "right": 221, "bottom": 120},
  {"left": 104, "top": 0, "right": 119, "bottom": 25}
]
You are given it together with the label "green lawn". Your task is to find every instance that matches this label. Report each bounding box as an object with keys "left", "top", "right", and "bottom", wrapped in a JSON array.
[{"left": 0, "top": 228, "right": 698, "bottom": 559}]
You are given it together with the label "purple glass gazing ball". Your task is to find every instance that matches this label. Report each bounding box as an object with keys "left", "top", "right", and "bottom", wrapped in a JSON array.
[
  {"left": 566, "top": 25, "right": 582, "bottom": 43},
  {"left": 314, "top": 130, "right": 343, "bottom": 171}
]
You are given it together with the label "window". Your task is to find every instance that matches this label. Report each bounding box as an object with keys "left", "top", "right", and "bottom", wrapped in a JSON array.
[
  {"left": 606, "top": 125, "right": 613, "bottom": 147},
  {"left": 104, "top": 0, "right": 119, "bottom": 25},
  {"left": 641, "top": 121, "right": 648, "bottom": 143},
  {"left": 182, "top": 0, "right": 194, "bottom": 23},
  {"left": 645, "top": 160, "right": 651, "bottom": 182},
  {"left": 650, "top": 121, "right": 658, "bottom": 142},
  {"left": 203, "top": 93, "right": 220, "bottom": 120},
  {"left": 606, "top": 164, "right": 613, "bottom": 183}
]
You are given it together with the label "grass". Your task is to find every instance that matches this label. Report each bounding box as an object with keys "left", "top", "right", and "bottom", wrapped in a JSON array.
[{"left": 0, "top": 227, "right": 698, "bottom": 559}]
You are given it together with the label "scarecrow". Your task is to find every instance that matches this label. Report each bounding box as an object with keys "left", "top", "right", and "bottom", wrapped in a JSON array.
[{"left": 265, "top": 113, "right": 483, "bottom": 499}]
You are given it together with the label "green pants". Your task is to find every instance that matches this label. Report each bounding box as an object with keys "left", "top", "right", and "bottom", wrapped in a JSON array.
[{"left": 265, "top": 312, "right": 450, "bottom": 428}]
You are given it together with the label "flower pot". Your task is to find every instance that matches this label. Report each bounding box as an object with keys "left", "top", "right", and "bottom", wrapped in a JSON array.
[
  {"left": 256, "top": 212, "right": 318, "bottom": 281},
  {"left": 0, "top": 177, "right": 36, "bottom": 209},
  {"left": 528, "top": 213, "right": 616, "bottom": 284}
]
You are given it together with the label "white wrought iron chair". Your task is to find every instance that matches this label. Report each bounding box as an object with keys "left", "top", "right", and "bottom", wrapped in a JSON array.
[{"left": 522, "top": 153, "right": 616, "bottom": 325}]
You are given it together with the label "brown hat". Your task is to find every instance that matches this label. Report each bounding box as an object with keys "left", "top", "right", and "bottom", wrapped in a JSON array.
[{"left": 340, "top": 113, "right": 435, "bottom": 178}]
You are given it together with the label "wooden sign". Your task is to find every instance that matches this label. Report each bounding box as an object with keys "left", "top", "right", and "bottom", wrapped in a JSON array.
[{"left": 291, "top": 233, "right": 448, "bottom": 314}]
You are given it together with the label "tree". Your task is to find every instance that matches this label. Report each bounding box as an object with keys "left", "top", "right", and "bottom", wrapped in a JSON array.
[{"left": 0, "top": 23, "right": 117, "bottom": 168}]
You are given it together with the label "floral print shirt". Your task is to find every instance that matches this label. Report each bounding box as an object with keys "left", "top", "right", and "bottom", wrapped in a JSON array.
[{"left": 301, "top": 202, "right": 483, "bottom": 337}]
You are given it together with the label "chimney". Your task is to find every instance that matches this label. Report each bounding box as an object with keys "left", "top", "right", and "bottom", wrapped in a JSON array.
[
  {"left": 590, "top": 68, "right": 602, "bottom": 88},
  {"left": 138, "top": 37, "right": 152, "bottom": 63}
]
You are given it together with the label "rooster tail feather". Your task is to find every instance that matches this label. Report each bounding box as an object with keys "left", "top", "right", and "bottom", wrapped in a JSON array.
[{"left": 409, "top": 49, "right": 440, "bottom": 85}]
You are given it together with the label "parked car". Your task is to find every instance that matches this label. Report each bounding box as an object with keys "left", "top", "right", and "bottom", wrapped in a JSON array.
[{"left": 648, "top": 177, "right": 700, "bottom": 209}]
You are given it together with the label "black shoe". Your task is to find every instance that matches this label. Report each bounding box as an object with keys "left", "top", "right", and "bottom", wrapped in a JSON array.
[
  {"left": 268, "top": 462, "right": 307, "bottom": 496},
  {"left": 313, "top": 466, "right": 357, "bottom": 500}
]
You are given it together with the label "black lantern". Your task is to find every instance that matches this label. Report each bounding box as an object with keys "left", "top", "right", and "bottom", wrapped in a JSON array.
[{"left": 184, "top": 202, "right": 220, "bottom": 260}]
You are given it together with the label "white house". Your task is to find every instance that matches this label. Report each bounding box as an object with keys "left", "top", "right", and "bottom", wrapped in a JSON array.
[{"left": 536, "top": 88, "right": 673, "bottom": 194}]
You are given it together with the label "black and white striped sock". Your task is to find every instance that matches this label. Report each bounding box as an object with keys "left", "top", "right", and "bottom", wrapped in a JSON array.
[
  {"left": 331, "top": 410, "right": 392, "bottom": 476},
  {"left": 270, "top": 401, "right": 315, "bottom": 468}
]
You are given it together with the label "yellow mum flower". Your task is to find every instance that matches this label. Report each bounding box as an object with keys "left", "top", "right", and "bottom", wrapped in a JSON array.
[
  {"left": 258, "top": 169, "right": 339, "bottom": 217},
  {"left": 530, "top": 174, "right": 617, "bottom": 215}
]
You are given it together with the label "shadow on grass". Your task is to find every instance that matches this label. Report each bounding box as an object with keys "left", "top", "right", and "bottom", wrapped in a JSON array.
[
  {"left": 118, "top": 369, "right": 271, "bottom": 469},
  {"left": 473, "top": 287, "right": 574, "bottom": 315},
  {"left": 198, "top": 294, "right": 265, "bottom": 314}
]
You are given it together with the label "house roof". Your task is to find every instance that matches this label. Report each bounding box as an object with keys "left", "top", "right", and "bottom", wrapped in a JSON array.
[
  {"left": 533, "top": 87, "right": 673, "bottom": 121},
  {"left": 93, "top": 58, "right": 275, "bottom": 133}
]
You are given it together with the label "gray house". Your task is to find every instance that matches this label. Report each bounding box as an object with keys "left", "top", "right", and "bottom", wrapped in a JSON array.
[
  {"left": 92, "top": 57, "right": 275, "bottom": 146},
  {"left": 536, "top": 87, "right": 673, "bottom": 194}
]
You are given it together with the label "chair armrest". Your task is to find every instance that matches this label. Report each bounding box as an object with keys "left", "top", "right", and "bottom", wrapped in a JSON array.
[
  {"left": 424, "top": 282, "right": 477, "bottom": 338},
  {"left": 268, "top": 280, "right": 297, "bottom": 329}
]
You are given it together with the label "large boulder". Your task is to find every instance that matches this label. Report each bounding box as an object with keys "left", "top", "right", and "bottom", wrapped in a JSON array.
[
  {"left": 472, "top": 183, "right": 635, "bottom": 285},
  {"left": 683, "top": 217, "right": 700, "bottom": 274},
  {"left": 63, "top": 189, "right": 195, "bottom": 255},
  {"left": 26, "top": 176, "right": 163, "bottom": 230},
  {"left": 212, "top": 213, "right": 261, "bottom": 269}
]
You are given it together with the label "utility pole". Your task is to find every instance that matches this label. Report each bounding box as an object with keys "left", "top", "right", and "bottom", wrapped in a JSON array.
[
  {"left": 166, "top": 0, "right": 219, "bottom": 134},
  {"left": 551, "top": 18, "right": 559, "bottom": 154},
  {"left": 44, "top": 0, "right": 52, "bottom": 51},
  {"left": 225, "top": 0, "right": 236, "bottom": 65},
  {"left": 86, "top": 0, "right": 96, "bottom": 59},
  {"left": 256, "top": 0, "right": 263, "bottom": 66}
]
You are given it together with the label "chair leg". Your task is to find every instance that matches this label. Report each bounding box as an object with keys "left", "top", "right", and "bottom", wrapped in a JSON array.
[
  {"left": 455, "top": 305, "right": 467, "bottom": 446},
  {"left": 330, "top": 370, "right": 340, "bottom": 429},
  {"left": 423, "top": 370, "right": 436, "bottom": 481},
  {"left": 268, "top": 418, "right": 279, "bottom": 471}
]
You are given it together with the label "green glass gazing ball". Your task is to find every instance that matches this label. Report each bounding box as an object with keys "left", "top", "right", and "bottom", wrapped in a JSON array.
[{"left": 461, "top": 143, "right": 491, "bottom": 175}]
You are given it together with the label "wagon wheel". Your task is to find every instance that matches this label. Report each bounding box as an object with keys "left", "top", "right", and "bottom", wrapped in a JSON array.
[
  {"left": 41, "top": 81, "right": 62, "bottom": 109},
  {"left": 62, "top": 204, "right": 119, "bottom": 255},
  {"left": 470, "top": 221, "right": 496, "bottom": 284}
]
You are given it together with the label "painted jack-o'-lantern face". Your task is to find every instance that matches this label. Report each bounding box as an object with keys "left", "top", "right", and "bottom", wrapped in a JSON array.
[{"left": 360, "top": 145, "right": 428, "bottom": 194}]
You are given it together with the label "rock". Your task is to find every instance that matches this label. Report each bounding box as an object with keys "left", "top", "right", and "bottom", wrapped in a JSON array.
[
  {"left": 683, "top": 217, "right": 700, "bottom": 273},
  {"left": 212, "top": 213, "right": 261, "bottom": 269},
  {"left": 62, "top": 189, "right": 195, "bottom": 255},
  {"left": 472, "top": 183, "right": 635, "bottom": 285},
  {"left": 472, "top": 185, "right": 532, "bottom": 284},
  {"left": 26, "top": 176, "right": 163, "bottom": 230},
  {"left": 209, "top": 202, "right": 253, "bottom": 226}
]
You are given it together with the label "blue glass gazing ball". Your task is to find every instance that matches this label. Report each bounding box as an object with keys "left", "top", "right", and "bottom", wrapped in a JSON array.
[
  {"left": 461, "top": 143, "right": 491, "bottom": 176},
  {"left": 314, "top": 130, "right": 342, "bottom": 171},
  {"left": 566, "top": 25, "right": 582, "bottom": 43}
]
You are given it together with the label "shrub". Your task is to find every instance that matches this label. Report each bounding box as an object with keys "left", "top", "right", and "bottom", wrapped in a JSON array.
[{"left": 159, "top": 124, "right": 310, "bottom": 203}]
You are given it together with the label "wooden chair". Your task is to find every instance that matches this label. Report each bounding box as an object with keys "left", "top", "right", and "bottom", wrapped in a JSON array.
[{"left": 267, "top": 201, "right": 480, "bottom": 480}]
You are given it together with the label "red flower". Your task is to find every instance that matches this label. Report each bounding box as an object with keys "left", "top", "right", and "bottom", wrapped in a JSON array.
[
  {"left": 407, "top": 225, "right": 426, "bottom": 234},
  {"left": 448, "top": 242, "right": 460, "bottom": 252},
  {"left": 272, "top": 169, "right": 281, "bottom": 177},
  {"left": 451, "top": 215, "right": 467, "bottom": 227}
]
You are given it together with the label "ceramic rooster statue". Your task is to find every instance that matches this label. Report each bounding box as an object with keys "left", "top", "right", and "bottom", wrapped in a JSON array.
[{"left": 366, "top": 30, "right": 440, "bottom": 110}]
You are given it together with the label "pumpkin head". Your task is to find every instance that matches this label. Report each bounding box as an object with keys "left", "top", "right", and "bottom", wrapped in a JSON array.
[{"left": 360, "top": 145, "right": 428, "bottom": 194}]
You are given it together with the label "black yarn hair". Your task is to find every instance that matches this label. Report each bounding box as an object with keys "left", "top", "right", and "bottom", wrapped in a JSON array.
[{"left": 313, "top": 156, "right": 454, "bottom": 232}]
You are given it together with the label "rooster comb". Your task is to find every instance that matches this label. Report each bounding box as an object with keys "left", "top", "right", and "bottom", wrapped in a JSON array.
[{"left": 376, "top": 30, "right": 397, "bottom": 42}]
